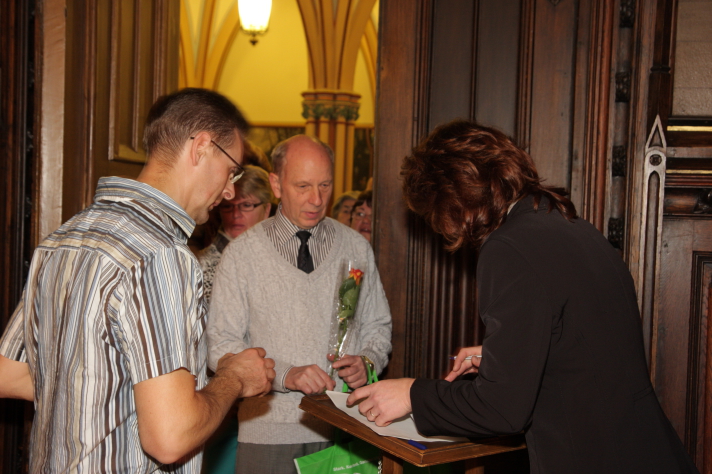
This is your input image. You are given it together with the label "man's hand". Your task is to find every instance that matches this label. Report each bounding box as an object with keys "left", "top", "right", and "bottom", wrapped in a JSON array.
[
  {"left": 328, "top": 353, "right": 368, "bottom": 389},
  {"left": 346, "top": 378, "right": 415, "bottom": 427},
  {"left": 444, "top": 345, "right": 483, "bottom": 382},
  {"left": 134, "top": 347, "right": 274, "bottom": 464},
  {"left": 285, "top": 365, "right": 335, "bottom": 394},
  {"left": 214, "top": 347, "right": 275, "bottom": 398}
]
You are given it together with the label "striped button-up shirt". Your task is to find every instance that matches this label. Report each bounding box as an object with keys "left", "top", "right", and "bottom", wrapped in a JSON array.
[
  {"left": 0, "top": 177, "right": 207, "bottom": 473},
  {"left": 263, "top": 206, "right": 336, "bottom": 269}
]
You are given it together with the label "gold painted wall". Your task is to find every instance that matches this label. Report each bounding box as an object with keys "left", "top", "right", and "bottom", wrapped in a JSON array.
[{"left": 181, "top": 0, "right": 374, "bottom": 125}]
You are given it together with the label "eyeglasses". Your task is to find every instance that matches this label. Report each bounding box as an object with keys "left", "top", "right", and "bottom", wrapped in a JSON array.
[
  {"left": 218, "top": 201, "right": 264, "bottom": 213},
  {"left": 353, "top": 211, "right": 372, "bottom": 220},
  {"left": 190, "top": 137, "right": 245, "bottom": 183}
]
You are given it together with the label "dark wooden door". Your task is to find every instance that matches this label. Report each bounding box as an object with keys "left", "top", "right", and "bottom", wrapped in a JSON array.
[{"left": 633, "top": 0, "right": 712, "bottom": 470}]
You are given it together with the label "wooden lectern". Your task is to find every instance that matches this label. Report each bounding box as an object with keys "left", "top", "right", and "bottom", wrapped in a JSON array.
[{"left": 299, "top": 394, "right": 526, "bottom": 474}]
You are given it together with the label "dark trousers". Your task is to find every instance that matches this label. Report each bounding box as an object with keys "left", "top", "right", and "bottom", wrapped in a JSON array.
[{"left": 234, "top": 441, "right": 332, "bottom": 474}]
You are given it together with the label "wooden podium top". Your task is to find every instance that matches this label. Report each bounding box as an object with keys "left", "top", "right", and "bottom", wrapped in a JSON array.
[{"left": 299, "top": 394, "right": 526, "bottom": 468}]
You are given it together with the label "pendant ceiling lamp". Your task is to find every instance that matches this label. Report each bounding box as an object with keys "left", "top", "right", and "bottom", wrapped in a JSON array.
[{"left": 238, "top": 0, "right": 273, "bottom": 45}]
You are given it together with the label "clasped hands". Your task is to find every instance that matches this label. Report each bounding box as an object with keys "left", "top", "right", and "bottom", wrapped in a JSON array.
[
  {"left": 285, "top": 354, "right": 368, "bottom": 394},
  {"left": 346, "top": 345, "right": 483, "bottom": 427},
  {"left": 214, "top": 347, "right": 276, "bottom": 398}
]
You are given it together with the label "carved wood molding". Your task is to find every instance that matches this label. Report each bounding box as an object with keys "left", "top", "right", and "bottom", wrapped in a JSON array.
[
  {"left": 619, "top": 0, "right": 635, "bottom": 28},
  {"left": 516, "top": 0, "right": 535, "bottom": 149},
  {"left": 612, "top": 145, "right": 627, "bottom": 177},
  {"left": 615, "top": 71, "right": 631, "bottom": 102},
  {"left": 578, "top": 0, "right": 616, "bottom": 230},
  {"left": 639, "top": 116, "right": 667, "bottom": 374},
  {"left": 607, "top": 217, "right": 625, "bottom": 249},
  {"left": 663, "top": 188, "right": 712, "bottom": 216}
]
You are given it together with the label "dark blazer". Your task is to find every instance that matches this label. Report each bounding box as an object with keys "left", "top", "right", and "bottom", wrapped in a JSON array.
[{"left": 410, "top": 196, "right": 698, "bottom": 474}]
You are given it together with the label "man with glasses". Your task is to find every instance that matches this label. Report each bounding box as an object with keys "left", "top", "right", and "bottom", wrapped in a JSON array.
[
  {"left": 207, "top": 135, "right": 392, "bottom": 474},
  {"left": 0, "top": 88, "right": 275, "bottom": 473}
]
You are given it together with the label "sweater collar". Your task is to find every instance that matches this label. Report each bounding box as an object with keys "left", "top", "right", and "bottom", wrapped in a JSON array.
[{"left": 271, "top": 206, "right": 331, "bottom": 245}]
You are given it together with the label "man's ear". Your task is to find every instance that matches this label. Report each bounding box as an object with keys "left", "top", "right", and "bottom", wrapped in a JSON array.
[
  {"left": 190, "top": 132, "right": 212, "bottom": 167},
  {"left": 269, "top": 172, "right": 282, "bottom": 199}
]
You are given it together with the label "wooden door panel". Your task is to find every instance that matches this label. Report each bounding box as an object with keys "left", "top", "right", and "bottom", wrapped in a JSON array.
[{"left": 658, "top": 215, "right": 712, "bottom": 468}]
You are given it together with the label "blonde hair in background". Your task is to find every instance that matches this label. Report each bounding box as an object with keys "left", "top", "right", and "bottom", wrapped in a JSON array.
[{"left": 235, "top": 165, "right": 275, "bottom": 205}]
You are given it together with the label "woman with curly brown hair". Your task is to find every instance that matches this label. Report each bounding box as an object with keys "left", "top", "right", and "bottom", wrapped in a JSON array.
[{"left": 348, "top": 120, "right": 698, "bottom": 474}]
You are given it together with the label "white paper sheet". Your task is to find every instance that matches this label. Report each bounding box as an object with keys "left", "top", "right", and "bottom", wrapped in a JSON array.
[{"left": 326, "top": 391, "right": 467, "bottom": 443}]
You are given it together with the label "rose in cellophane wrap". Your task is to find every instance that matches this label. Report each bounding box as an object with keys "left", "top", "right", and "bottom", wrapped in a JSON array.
[{"left": 328, "top": 260, "right": 365, "bottom": 378}]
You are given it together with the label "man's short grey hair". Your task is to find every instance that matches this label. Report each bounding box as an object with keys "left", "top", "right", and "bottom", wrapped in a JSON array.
[
  {"left": 271, "top": 135, "right": 335, "bottom": 176},
  {"left": 144, "top": 88, "right": 249, "bottom": 162}
]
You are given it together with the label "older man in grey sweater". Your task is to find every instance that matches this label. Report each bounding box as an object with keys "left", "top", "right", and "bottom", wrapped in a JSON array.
[{"left": 207, "top": 135, "right": 392, "bottom": 474}]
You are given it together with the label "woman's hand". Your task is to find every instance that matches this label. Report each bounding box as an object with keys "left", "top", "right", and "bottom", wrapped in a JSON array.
[
  {"left": 346, "top": 378, "right": 415, "bottom": 427},
  {"left": 445, "top": 345, "right": 483, "bottom": 382}
]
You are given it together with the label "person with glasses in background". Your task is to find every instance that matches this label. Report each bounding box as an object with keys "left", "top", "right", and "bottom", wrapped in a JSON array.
[
  {"left": 349, "top": 190, "right": 373, "bottom": 243},
  {"left": 331, "top": 190, "right": 360, "bottom": 225},
  {"left": 199, "top": 165, "right": 275, "bottom": 305}
]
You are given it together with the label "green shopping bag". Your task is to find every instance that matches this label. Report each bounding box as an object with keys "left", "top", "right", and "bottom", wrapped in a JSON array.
[
  {"left": 294, "top": 432, "right": 381, "bottom": 474},
  {"left": 295, "top": 362, "right": 381, "bottom": 474}
]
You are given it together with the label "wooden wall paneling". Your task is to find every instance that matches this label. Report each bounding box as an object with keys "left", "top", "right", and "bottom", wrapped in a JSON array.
[
  {"left": 688, "top": 251, "right": 712, "bottom": 468},
  {"left": 516, "top": 0, "right": 535, "bottom": 150},
  {"left": 0, "top": 2, "right": 35, "bottom": 473},
  {"left": 474, "top": 0, "right": 521, "bottom": 137},
  {"left": 626, "top": 0, "right": 662, "bottom": 306},
  {"left": 63, "top": 0, "right": 97, "bottom": 219},
  {"left": 35, "top": 0, "right": 67, "bottom": 243},
  {"left": 516, "top": 0, "right": 618, "bottom": 233},
  {"left": 0, "top": 0, "right": 33, "bottom": 336},
  {"left": 108, "top": 0, "right": 167, "bottom": 164},
  {"left": 527, "top": 0, "right": 579, "bottom": 191},
  {"left": 427, "top": 0, "right": 477, "bottom": 129},
  {"left": 373, "top": 0, "right": 424, "bottom": 379},
  {"left": 576, "top": 0, "right": 615, "bottom": 231},
  {"left": 152, "top": 0, "right": 180, "bottom": 100},
  {"left": 407, "top": 0, "right": 481, "bottom": 380},
  {"left": 705, "top": 280, "right": 712, "bottom": 474},
  {"left": 657, "top": 218, "right": 712, "bottom": 467},
  {"left": 646, "top": 0, "right": 676, "bottom": 133},
  {"left": 63, "top": 0, "right": 180, "bottom": 213},
  {"left": 705, "top": 282, "right": 712, "bottom": 474}
]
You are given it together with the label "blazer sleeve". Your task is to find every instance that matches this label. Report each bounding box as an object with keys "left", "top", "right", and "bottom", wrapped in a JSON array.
[{"left": 411, "top": 238, "right": 553, "bottom": 437}]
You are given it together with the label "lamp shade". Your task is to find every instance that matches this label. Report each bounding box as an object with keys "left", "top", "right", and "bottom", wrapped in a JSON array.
[{"left": 238, "top": 0, "right": 272, "bottom": 38}]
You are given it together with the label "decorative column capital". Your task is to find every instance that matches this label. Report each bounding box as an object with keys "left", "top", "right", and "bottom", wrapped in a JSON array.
[{"left": 301, "top": 90, "right": 361, "bottom": 122}]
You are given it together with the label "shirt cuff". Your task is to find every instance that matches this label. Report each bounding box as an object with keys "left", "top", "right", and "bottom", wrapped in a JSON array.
[{"left": 272, "top": 361, "right": 294, "bottom": 393}]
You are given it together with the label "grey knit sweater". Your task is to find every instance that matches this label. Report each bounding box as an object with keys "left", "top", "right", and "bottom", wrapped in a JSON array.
[{"left": 207, "top": 217, "right": 392, "bottom": 444}]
